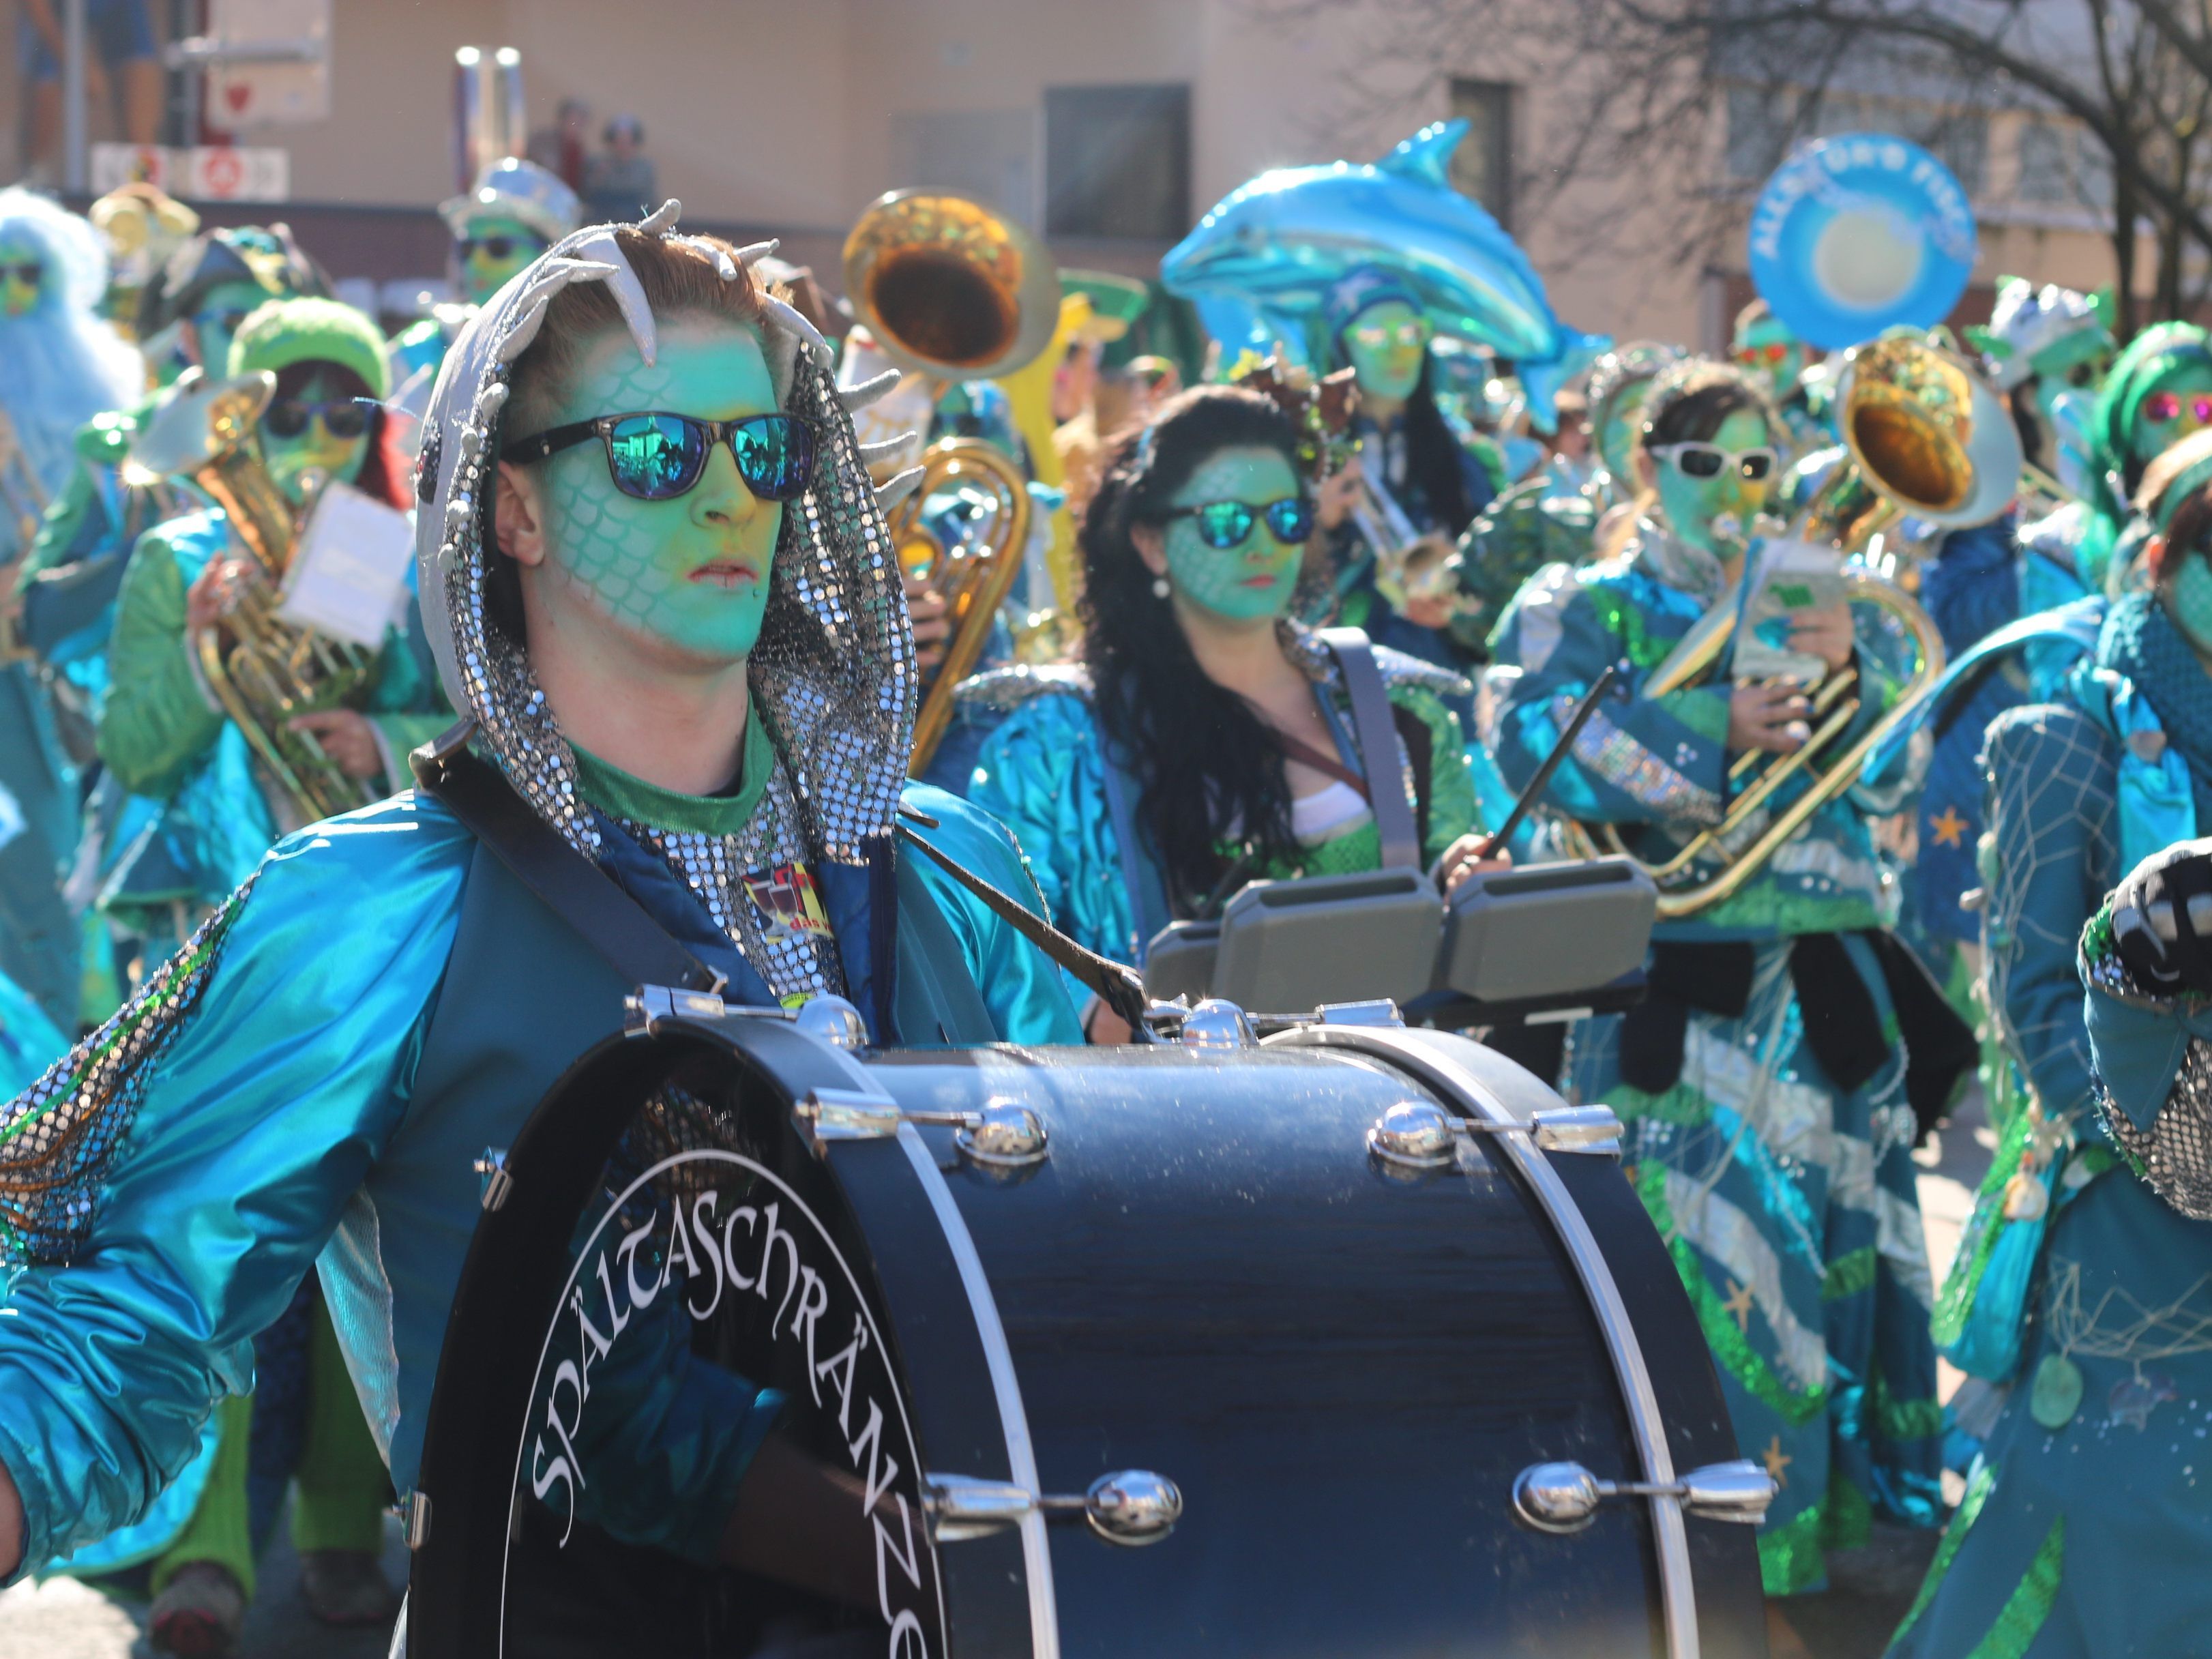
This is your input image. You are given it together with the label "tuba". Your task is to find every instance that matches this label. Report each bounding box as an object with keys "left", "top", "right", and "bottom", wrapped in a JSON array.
[
  {"left": 127, "top": 370, "right": 384, "bottom": 825},
  {"left": 1565, "top": 334, "right": 2017, "bottom": 918},
  {"left": 842, "top": 190, "right": 1061, "bottom": 774}
]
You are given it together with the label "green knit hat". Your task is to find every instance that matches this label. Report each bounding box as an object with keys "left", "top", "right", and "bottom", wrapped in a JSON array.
[{"left": 226, "top": 295, "right": 389, "bottom": 400}]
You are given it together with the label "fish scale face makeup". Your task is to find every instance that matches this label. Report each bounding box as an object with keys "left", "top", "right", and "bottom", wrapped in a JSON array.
[
  {"left": 1160, "top": 445, "right": 1306, "bottom": 623},
  {"left": 535, "top": 317, "right": 784, "bottom": 662},
  {"left": 2168, "top": 550, "right": 2212, "bottom": 659}
]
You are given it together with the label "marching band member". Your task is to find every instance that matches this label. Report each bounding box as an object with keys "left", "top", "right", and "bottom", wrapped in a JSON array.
[
  {"left": 1730, "top": 298, "right": 1827, "bottom": 454},
  {"left": 100, "top": 297, "right": 446, "bottom": 966},
  {"left": 1489, "top": 359, "right": 1951, "bottom": 1604},
  {"left": 1317, "top": 266, "right": 1496, "bottom": 685},
  {"left": 2080, "top": 322, "right": 2212, "bottom": 596},
  {"left": 0, "top": 214, "right": 1082, "bottom": 1610},
  {"left": 0, "top": 188, "right": 141, "bottom": 1033},
  {"left": 1891, "top": 435, "right": 2212, "bottom": 1659},
  {"left": 969, "top": 384, "right": 1497, "bottom": 1042}
]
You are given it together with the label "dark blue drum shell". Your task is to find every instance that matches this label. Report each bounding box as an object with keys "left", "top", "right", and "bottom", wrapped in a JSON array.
[{"left": 407, "top": 1018, "right": 1760, "bottom": 1658}]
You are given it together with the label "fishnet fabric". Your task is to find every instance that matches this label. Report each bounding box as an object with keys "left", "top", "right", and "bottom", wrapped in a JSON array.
[
  {"left": 0, "top": 879, "right": 256, "bottom": 1265},
  {"left": 2043, "top": 1254, "right": 2212, "bottom": 1366},
  {"left": 2081, "top": 941, "right": 2212, "bottom": 1221},
  {"left": 1979, "top": 704, "right": 2117, "bottom": 1136},
  {"left": 429, "top": 235, "right": 916, "bottom": 988}
]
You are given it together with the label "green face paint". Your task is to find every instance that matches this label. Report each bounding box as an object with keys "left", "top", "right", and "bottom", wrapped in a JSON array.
[
  {"left": 535, "top": 317, "right": 783, "bottom": 662},
  {"left": 457, "top": 214, "right": 548, "bottom": 307},
  {"left": 1599, "top": 380, "right": 1655, "bottom": 484},
  {"left": 2164, "top": 549, "right": 2212, "bottom": 658},
  {"left": 1732, "top": 319, "right": 1806, "bottom": 401},
  {"left": 0, "top": 238, "right": 42, "bottom": 319},
  {"left": 1159, "top": 445, "right": 1305, "bottom": 623},
  {"left": 1343, "top": 301, "right": 1430, "bottom": 402},
  {"left": 1651, "top": 407, "right": 1775, "bottom": 558},
  {"left": 194, "top": 279, "right": 273, "bottom": 376},
  {"left": 2132, "top": 360, "right": 2212, "bottom": 469},
  {"left": 258, "top": 367, "right": 370, "bottom": 506}
]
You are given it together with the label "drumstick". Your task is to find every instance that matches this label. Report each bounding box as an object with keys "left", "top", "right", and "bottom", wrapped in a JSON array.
[{"left": 1473, "top": 664, "right": 1619, "bottom": 859}]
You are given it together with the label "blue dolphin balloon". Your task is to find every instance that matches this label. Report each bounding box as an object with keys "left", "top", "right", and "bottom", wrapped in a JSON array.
[{"left": 1162, "top": 120, "right": 1607, "bottom": 427}]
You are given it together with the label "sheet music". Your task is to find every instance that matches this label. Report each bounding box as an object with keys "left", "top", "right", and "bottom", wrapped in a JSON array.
[{"left": 276, "top": 481, "right": 415, "bottom": 649}]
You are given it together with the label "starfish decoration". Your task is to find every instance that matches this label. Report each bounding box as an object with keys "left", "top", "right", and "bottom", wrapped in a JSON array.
[
  {"left": 1930, "top": 805, "right": 1969, "bottom": 848},
  {"left": 1721, "top": 1277, "right": 1756, "bottom": 1334},
  {"left": 1761, "top": 1435, "right": 1793, "bottom": 1488}
]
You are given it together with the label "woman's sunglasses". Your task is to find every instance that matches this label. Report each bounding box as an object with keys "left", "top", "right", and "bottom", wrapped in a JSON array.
[
  {"left": 1649, "top": 441, "right": 1778, "bottom": 482},
  {"left": 460, "top": 235, "right": 525, "bottom": 261},
  {"left": 2146, "top": 391, "right": 2212, "bottom": 424},
  {"left": 503, "top": 411, "right": 818, "bottom": 503},
  {"left": 1733, "top": 341, "right": 1792, "bottom": 366},
  {"left": 1162, "top": 497, "right": 1315, "bottom": 550},
  {"left": 1348, "top": 319, "right": 1430, "bottom": 353},
  {"left": 265, "top": 398, "right": 371, "bottom": 441}
]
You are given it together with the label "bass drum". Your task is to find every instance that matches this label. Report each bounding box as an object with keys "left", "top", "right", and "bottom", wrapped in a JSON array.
[{"left": 404, "top": 1004, "right": 1767, "bottom": 1658}]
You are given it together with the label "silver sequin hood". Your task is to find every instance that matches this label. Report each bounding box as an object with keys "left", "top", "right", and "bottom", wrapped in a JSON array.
[{"left": 411, "top": 200, "right": 921, "bottom": 864}]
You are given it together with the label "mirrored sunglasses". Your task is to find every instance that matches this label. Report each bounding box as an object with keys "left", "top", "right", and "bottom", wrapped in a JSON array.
[
  {"left": 1163, "top": 496, "right": 1315, "bottom": 550},
  {"left": 502, "top": 411, "right": 818, "bottom": 503},
  {"left": 1733, "top": 342, "right": 1791, "bottom": 366},
  {"left": 1649, "top": 441, "right": 1778, "bottom": 482},
  {"left": 1348, "top": 319, "right": 1431, "bottom": 351},
  {"left": 265, "top": 398, "right": 372, "bottom": 441}
]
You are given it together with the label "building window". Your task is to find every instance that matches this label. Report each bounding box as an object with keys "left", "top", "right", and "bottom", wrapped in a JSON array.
[
  {"left": 2016, "top": 119, "right": 2069, "bottom": 203},
  {"left": 1044, "top": 85, "right": 1190, "bottom": 240},
  {"left": 1448, "top": 78, "right": 1514, "bottom": 228}
]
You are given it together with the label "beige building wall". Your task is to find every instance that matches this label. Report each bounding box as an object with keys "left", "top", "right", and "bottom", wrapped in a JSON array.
[{"left": 0, "top": 0, "right": 2150, "bottom": 351}]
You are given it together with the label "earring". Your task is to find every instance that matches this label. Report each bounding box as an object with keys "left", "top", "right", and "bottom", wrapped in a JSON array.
[{"left": 1151, "top": 575, "right": 1171, "bottom": 600}]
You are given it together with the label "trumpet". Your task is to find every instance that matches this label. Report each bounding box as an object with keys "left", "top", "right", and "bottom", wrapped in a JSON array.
[
  {"left": 127, "top": 370, "right": 383, "bottom": 825},
  {"left": 1565, "top": 334, "right": 2017, "bottom": 917},
  {"left": 842, "top": 189, "right": 1061, "bottom": 775}
]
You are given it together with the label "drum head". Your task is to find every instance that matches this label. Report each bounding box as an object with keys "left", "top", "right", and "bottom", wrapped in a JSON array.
[{"left": 408, "top": 1023, "right": 945, "bottom": 1658}]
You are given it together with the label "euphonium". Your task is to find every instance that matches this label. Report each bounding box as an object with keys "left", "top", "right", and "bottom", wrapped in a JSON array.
[
  {"left": 126, "top": 370, "right": 383, "bottom": 825},
  {"left": 1566, "top": 334, "right": 2018, "bottom": 918},
  {"left": 842, "top": 190, "right": 1061, "bottom": 774}
]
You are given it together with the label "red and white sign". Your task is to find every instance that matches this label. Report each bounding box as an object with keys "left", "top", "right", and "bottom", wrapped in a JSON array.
[
  {"left": 203, "top": 0, "right": 331, "bottom": 130},
  {"left": 91, "top": 143, "right": 291, "bottom": 203}
]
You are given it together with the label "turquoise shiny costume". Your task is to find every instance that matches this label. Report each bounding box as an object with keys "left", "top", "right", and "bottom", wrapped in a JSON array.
[
  {"left": 1490, "top": 527, "right": 1943, "bottom": 1592},
  {"left": 1891, "top": 591, "right": 2212, "bottom": 1658},
  {"left": 0, "top": 209, "right": 1084, "bottom": 1585},
  {"left": 964, "top": 630, "right": 1480, "bottom": 978}
]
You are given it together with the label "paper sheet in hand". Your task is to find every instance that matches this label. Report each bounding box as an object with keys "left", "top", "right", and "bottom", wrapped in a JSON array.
[
  {"left": 276, "top": 481, "right": 414, "bottom": 649},
  {"left": 1733, "top": 536, "right": 1845, "bottom": 685}
]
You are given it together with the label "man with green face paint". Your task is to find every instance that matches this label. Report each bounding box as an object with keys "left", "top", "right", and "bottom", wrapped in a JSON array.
[
  {"left": 387, "top": 159, "right": 584, "bottom": 425},
  {"left": 1491, "top": 358, "right": 1951, "bottom": 1609},
  {"left": 1730, "top": 298, "right": 1829, "bottom": 454},
  {"left": 0, "top": 213, "right": 1083, "bottom": 1625},
  {"left": 2076, "top": 322, "right": 2212, "bottom": 596}
]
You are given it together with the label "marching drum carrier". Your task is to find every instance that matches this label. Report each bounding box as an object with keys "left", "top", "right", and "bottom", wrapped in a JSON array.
[{"left": 406, "top": 995, "right": 1770, "bottom": 1658}]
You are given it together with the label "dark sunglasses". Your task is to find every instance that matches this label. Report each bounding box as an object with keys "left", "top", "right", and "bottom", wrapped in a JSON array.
[
  {"left": 1162, "top": 496, "right": 1314, "bottom": 550},
  {"left": 460, "top": 235, "right": 524, "bottom": 261},
  {"left": 502, "top": 411, "right": 818, "bottom": 503},
  {"left": 1, "top": 262, "right": 42, "bottom": 286},
  {"left": 265, "top": 398, "right": 372, "bottom": 441},
  {"left": 2147, "top": 391, "right": 2212, "bottom": 424}
]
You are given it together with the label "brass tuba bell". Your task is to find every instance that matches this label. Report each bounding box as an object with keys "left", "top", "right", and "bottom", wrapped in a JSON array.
[{"left": 844, "top": 191, "right": 1063, "bottom": 775}]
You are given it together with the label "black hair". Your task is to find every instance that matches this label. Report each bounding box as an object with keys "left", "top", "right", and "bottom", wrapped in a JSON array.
[
  {"left": 1394, "top": 351, "right": 1479, "bottom": 536},
  {"left": 1640, "top": 360, "right": 1780, "bottom": 451},
  {"left": 1078, "top": 385, "right": 1309, "bottom": 908}
]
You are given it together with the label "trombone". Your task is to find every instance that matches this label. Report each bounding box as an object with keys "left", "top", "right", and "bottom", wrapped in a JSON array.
[
  {"left": 842, "top": 190, "right": 1061, "bottom": 775},
  {"left": 1565, "top": 334, "right": 2018, "bottom": 917}
]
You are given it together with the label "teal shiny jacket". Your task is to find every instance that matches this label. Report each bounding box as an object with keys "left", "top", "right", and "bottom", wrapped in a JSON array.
[{"left": 0, "top": 782, "right": 1080, "bottom": 1577}]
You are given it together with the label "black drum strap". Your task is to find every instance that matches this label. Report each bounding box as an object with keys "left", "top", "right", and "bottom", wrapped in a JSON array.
[
  {"left": 409, "top": 721, "right": 725, "bottom": 995},
  {"left": 1320, "top": 627, "right": 1422, "bottom": 870}
]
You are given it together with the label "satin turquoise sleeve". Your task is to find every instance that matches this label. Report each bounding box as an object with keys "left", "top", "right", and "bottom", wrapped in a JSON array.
[
  {"left": 98, "top": 520, "right": 225, "bottom": 798},
  {"left": 901, "top": 782, "right": 1085, "bottom": 1046},
  {"left": 969, "top": 692, "right": 1138, "bottom": 967},
  {"left": 0, "top": 795, "right": 471, "bottom": 1578}
]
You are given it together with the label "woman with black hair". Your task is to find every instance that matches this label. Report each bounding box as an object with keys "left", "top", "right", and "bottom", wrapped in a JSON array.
[
  {"left": 968, "top": 383, "right": 1497, "bottom": 1041},
  {"left": 1313, "top": 267, "right": 1496, "bottom": 686},
  {"left": 1489, "top": 358, "right": 1949, "bottom": 1617}
]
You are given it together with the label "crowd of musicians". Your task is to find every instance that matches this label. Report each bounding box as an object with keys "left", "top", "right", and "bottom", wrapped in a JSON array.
[{"left": 0, "top": 138, "right": 2208, "bottom": 1659}]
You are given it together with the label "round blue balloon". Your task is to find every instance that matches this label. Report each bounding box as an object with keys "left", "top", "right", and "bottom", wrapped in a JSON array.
[{"left": 1747, "top": 134, "right": 1977, "bottom": 351}]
